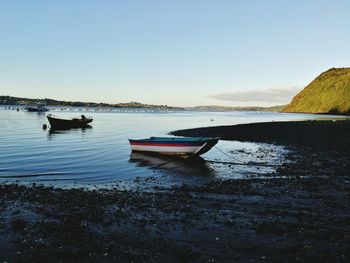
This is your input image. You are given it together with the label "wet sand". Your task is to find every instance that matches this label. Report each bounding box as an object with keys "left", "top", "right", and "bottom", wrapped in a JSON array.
[{"left": 1, "top": 120, "right": 350, "bottom": 262}]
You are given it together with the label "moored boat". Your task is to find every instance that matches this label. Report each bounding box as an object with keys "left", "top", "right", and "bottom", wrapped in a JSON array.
[
  {"left": 47, "top": 114, "right": 93, "bottom": 129},
  {"left": 26, "top": 103, "right": 49, "bottom": 112},
  {"left": 128, "top": 137, "right": 219, "bottom": 156}
]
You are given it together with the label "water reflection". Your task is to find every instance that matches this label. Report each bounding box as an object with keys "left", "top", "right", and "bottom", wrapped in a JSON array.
[
  {"left": 1, "top": 108, "right": 330, "bottom": 186},
  {"left": 24, "top": 111, "right": 47, "bottom": 117},
  {"left": 129, "top": 152, "right": 216, "bottom": 177},
  {"left": 47, "top": 125, "right": 93, "bottom": 140}
]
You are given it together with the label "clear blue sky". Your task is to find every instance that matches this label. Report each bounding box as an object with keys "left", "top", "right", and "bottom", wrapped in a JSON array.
[{"left": 0, "top": 0, "right": 349, "bottom": 106}]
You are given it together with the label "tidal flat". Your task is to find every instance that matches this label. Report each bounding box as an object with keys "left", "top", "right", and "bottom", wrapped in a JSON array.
[{"left": 0, "top": 120, "right": 349, "bottom": 262}]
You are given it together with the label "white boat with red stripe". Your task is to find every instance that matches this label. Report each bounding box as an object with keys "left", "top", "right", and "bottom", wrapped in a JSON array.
[{"left": 128, "top": 137, "right": 219, "bottom": 156}]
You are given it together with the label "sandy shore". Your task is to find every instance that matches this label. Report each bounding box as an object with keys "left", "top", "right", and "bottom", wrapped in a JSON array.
[{"left": 1, "top": 120, "right": 349, "bottom": 262}]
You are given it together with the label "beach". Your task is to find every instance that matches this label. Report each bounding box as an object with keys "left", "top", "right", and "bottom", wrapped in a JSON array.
[
  {"left": 1, "top": 0, "right": 350, "bottom": 261},
  {"left": 0, "top": 120, "right": 349, "bottom": 262}
]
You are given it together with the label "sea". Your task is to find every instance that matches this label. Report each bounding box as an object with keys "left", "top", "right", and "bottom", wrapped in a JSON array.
[{"left": 0, "top": 106, "right": 337, "bottom": 188}]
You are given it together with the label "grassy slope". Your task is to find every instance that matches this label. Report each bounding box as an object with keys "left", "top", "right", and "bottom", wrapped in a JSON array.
[{"left": 283, "top": 67, "right": 350, "bottom": 114}]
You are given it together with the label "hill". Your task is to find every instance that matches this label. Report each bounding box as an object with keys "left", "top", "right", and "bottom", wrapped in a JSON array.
[{"left": 283, "top": 67, "right": 350, "bottom": 115}]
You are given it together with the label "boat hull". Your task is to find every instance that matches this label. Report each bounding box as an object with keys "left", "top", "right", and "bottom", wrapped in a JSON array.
[
  {"left": 26, "top": 107, "right": 49, "bottom": 112},
  {"left": 47, "top": 116, "right": 93, "bottom": 129},
  {"left": 129, "top": 137, "right": 219, "bottom": 156}
]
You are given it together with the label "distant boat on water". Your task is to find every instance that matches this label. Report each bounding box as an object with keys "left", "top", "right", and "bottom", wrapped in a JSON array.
[
  {"left": 129, "top": 137, "right": 219, "bottom": 156},
  {"left": 47, "top": 114, "right": 93, "bottom": 129},
  {"left": 25, "top": 103, "right": 49, "bottom": 112}
]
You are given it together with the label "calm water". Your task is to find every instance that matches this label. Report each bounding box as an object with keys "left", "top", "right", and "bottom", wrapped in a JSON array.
[{"left": 0, "top": 107, "right": 334, "bottom": 187}]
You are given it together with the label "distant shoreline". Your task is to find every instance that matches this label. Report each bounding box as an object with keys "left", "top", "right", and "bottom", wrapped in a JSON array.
[
  {"left": 3, "top": 95, "right": 349, "bottom": 114},
  {"left": 0, "top": 95, "right": 286, "bottom": 112},
  {"left": 0, "top": 95, "right": 183, "bottom": 111}
]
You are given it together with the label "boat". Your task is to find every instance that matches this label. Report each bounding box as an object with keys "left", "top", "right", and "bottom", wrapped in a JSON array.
[
  {"left": 128, "top": 137, "right": 219, "bottom": 156},
  {"left": 26, "top": 103, "right": 49, "bottom": 112},
  {"left": 47, "top": 114, "right": 93, "bottom": 129}
]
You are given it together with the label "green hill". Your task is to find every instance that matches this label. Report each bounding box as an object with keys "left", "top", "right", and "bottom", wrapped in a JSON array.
[{"left": 283, "top": 67, "right": 350, "bottom": 115}]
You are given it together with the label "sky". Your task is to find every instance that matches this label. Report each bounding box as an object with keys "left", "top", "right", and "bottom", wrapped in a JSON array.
[{"left": 0, "top": 0, "right": 349, "bottom": 107}]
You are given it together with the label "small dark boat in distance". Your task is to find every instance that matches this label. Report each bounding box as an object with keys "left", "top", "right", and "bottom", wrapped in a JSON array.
[{"left": 47, "top": 114, "right": 93, "bottom": 129}]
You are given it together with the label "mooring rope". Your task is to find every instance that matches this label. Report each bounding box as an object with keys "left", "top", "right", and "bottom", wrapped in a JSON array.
[
  {"left": 213, "top": 145, "right": 245, "bottom": 164},
  {"left": 206, "top": 146, "right": 279, "bottom": 167},
  {"left": 205, "top": 159, "right": 279, "bottom": 167}
]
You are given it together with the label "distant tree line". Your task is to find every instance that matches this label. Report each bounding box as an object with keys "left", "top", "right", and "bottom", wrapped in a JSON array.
[{"left": 0, "top": 96, "right": 183, "bottom": 110}]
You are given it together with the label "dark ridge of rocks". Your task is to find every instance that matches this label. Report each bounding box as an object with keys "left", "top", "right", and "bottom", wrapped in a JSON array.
[{"left": 171, "top": 120, "right": 350, "bottom": 152}]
